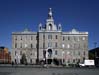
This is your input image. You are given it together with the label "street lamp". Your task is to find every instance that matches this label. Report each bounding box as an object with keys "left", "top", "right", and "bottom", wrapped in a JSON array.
[{"left": 62, "top": 44, "right": 65, "bottom": 64}]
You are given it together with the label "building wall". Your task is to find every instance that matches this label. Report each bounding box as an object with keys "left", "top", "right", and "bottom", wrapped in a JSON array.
[
  {"left": 0, "top": 47, "right": 11, "bottom": 64},
  {"left": 11, "top": 8, "right": 88, "bottom": 65},
  {"left": 12, "top": 32, "right": 37, "bottom": 64}
]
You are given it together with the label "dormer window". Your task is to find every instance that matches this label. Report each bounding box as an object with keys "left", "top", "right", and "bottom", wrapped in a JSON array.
[{"left": 49, "top": 24, "right": 52, "bottom": 30}]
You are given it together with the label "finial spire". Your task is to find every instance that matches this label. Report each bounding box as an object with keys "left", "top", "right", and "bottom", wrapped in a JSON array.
[{"left": 48, "top": 8, "right": 53, "bottom": 19}]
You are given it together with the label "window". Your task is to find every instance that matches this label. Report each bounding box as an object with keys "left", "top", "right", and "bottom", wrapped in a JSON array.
[
  {"left": 78, "top": 51, "right": 80, "bottom": 56},
  {"left": 15, "top": 43, "right": 17, "bottom": 48},
  {"left": 40, "top": 26, "right": 41, "bottom": 30},
  {"left": 78, "top": 37, "right": 80, "bottom": 41},
  {"left": 20, "top": 43, "right": 22, "bottom": 48},
  {"left": 63, "top": 36, "right": 65, "bottom": 41},
  {"left": 31, "top": 53, "right": 32, "bottom": 55},
  {"left": 20, "top": 51, "right": 22, "bottom": 55},
  {"left": 48, "top": 35, "right": 52, "bottom": 39},
  {"left": 74, "top": 36, "right": 76, "bottom": 41},
  {"left": 31, "top": 44, "right": 33, "bottom": 48},
  {"left": 55, "top": 50, "right": 57, "bottom": 55},
  {"left": 49, "top": 24, "right": 52, "bottom": 30},
  {"left": 15, "top": 51, "right": 17, "bottom": 56},
  {"left": 48, "top": 42, "right": 52, "bottom": 47},
  {"left": 43, "top": 42, "right": 45, "bottom": 49},
  {"left": 43, "top": 34, "right": 45, "bottom": 39},
  {"left": 55, "top": 42, "right": 57, "bottom": 48},
  {"left": 83, "top": 51, "right": 85, "bottom": 56},
  {"left": 56, "top": 35, "right": 58, "bottom": 39},
  {"left": 68, "top": 36, "right": 70, "bottom": 40},
  {"left": 31, "top": 36, "right": 33, "bottom": 40},
  {"left": 30, "top": 59, "right": 32, "bottom": 63},
  {"left": 73, "top": 59, "right": 75, "bottom": 63},
  {"left": 21, "top": 36, "right": 22, "bottom": 40}
]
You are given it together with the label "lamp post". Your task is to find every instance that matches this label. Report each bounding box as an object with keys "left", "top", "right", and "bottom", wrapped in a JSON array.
[
  {"left": 25, "top": 43, "right": 28, "bottom": 64},
  {"left": 62, "top": 44, "right": 65, "bottom": 64}
]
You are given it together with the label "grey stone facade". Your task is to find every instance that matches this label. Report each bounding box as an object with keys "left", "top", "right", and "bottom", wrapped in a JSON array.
[{"left": 11, "top": 8, "right": 88, "bottom": 65}]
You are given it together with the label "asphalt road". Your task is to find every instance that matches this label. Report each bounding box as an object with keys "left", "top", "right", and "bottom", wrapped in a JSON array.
[{"left": 0, "top": 67, "right": 99, "bottom": 75}]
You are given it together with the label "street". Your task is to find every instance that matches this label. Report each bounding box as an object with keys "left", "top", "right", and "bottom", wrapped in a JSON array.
[{"left": 0, "top": 66, "right": 99, "bottom": 75}]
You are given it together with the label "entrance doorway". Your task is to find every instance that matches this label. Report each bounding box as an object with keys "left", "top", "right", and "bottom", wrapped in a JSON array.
[{"left": 47, "top": 49, "right": 52, "bottom": 64}]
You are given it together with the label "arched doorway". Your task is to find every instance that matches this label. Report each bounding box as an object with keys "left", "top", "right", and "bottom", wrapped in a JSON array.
[{"left": 47, "top": 49, "right": 52, "bottom": 64}]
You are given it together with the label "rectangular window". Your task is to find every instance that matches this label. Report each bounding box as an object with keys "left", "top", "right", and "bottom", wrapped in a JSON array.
[
  {"left": 83, "top": 51, "right": 85, "bottom": 56},
  {"left": 56, "top": 35, "right": 57, "bottom": 39},
  {"left": 20, "top": 43, "right": 22, "bottom": 48},
  {"left": 15, "top": 43, "right": 17, "bottom": 48},
  {"left": 31, "top": 44, "right": 33, "bottom": 48},
  {"left": 48, "top": 42, "right": 52, "bottom": 47},
  {"left": 43, "top": 42, "right": 45, "bottom": 49},
  {"left": 15, "top": 36, "right": 17, "bottom": 40},
  {"left": 55, "top": 42, "right": 57, "bottom": 48},
  {"left": 55, "top": 50, "right": 57, "bottom": 55},
  {"left": 78, "top": 51, "right": 80, "bottom": 56},
  {"left": 15, "top": 51, "right": 17, "bottom": 56},
  {"left": 63, "top": 36, "right": 65, "bottom": 41},
  {"left": 31, "top": 36, "right": 33, "bottom": 40},
  {"left": 68, "top": 36, "right": 70, "bottom": 40},
  {"left": 48, "top": 35, "right": 52, "bottom": 39},
  {"left": 74, "top": 36, "right": 76, "bottom": 41},
  {"left": 21, "top": 36, "right": 22, "bottom": 40},
  {"left": 30, "top": 59, "right": 32, "bottom": 63},
  {"left": 20, "top": 51, "right": 22, "bottom": 55},
  {"left": 43, "top": 34, "right": 45, "bottom": 40}
]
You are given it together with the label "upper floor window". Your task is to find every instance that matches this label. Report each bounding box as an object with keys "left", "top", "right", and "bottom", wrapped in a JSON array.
[
  {"left": 55, "top": 42, "right": 57, "bottom": 48},
  {"left": 49, "top": 24, "right": 52, "bottom": 30},
  {"left": 31, "top": 36, "right": 33, "bottom": 40},
  {"left": 21, "top": 36, "right": 22, "bottom": 40},
  {"left": 48, "top": 35, "right": 52, "bottom": 39},
  {"left": 31, "top": 44, "right": 33, "bottom": 48},
  {"left": 15, "top": 43, "right": 17, "bottom": 48},
  {"left": 48, "top": 42, "right": 52, "bottom": 47},
  {"left": 68, "top": 36, "right": 70, "bottom": 40},
  {"left": 20, "top": 43, "right": 22, "bottom": 48},
  {"left": 63, "top": 36, "right": 65, "bottom": 41},
  {"left": 83, "top": 51, "right": 85, "bottom": 56},
  {"left": 20, "top": 51, "right": 22, "bottom": 55},
  {"left": 78, "top": 37, "right": 80, "bottom": 41},
  {"left": 55, "top": 50, "right": 57, "bottom": 55},
  {"left": 56, "top": 35, "right": 58, "bottom": 39},
  {"left": 78, "top": 51, "right": 80, "bottom": 56},
  {"left": 15, "top": 51, "right": 17, "bottom": 56}
]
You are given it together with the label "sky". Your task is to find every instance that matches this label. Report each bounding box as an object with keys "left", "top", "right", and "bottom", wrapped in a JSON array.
[{"left": 0, "top": 0, "right": 99, "bottom": 50}]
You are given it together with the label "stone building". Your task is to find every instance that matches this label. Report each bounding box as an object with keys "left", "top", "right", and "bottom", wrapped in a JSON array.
[{"left": 11, "top": 8, "right": 88, "bottom": 65}]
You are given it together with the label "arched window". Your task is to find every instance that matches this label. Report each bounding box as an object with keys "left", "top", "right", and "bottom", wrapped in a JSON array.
[
  {"left": 49, "top": 24, "right": 52, "bottom": 30},
  {"left": 39, "top": 26, "right": 41, "bottom": 30}
]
